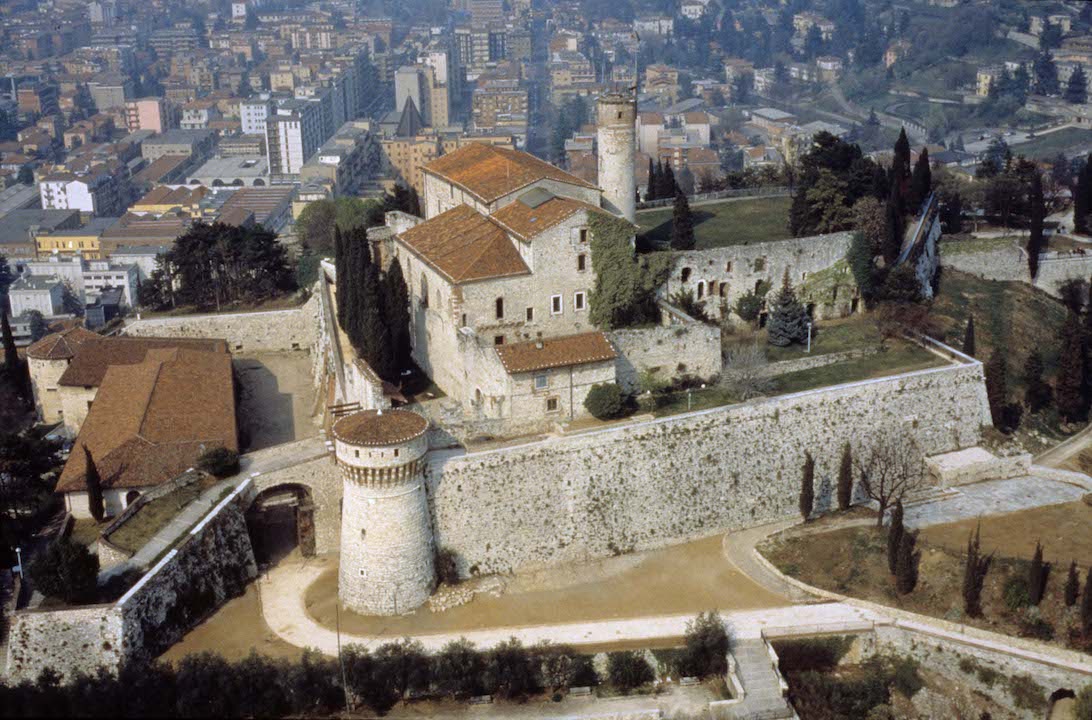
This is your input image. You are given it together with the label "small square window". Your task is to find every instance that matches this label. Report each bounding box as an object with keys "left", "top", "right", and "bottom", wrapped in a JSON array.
[
  {"left": 494, "top": 335, "right": 505, "bottom": 345},
  {"left": 574, "top": 291, "right": 586, "bottom": 310},
  {"left": 551, "top": 295, "right": 562, "bottom": 314},
  {"left": 546, "top": 397, "right": 559, "bottom": 412},
  {"left": 526, "top": 307, "right": 534, "bottom": 321},
  {"left": 534, "top": 374, "right": 548, "bottom": 390},
  {"left": 579, "top": 228, "right": 588, "bottom": 243}
]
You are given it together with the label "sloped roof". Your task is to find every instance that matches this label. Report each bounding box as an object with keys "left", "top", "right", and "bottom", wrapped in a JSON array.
[
  {"left": 332, "top": 409, "right": 428, "bottom": 446},
  {"left": 26, "top": 326, "right": 99, "bottom": 360},
  {"left": 490, "top": 192, "right": 612, "bottom": 242},
  {"left": 56, "top": 347, "right": 237, "bottom": 493},
  {"left": 495, "top": 331, "right": 618, "bottom": 374},
  {"left": 395, "top": 97, "right": 425, "bottom": 137},
  {"left": 397, "top": 204, "right": 530, "bottom": 284},
  {"left": 58, "top": 335, "right": 228, "bottom": 387},
  {"left": 423, "top": 143, "right": 597, "bottom": 204}
]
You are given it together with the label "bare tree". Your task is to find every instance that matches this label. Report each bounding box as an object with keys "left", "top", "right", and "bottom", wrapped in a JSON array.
[
  {"left": 852, "top": 430, "right": 926, "bottom": 527},
  {"left": 722, "top": 344, "right": 774, "bottom": 400}
]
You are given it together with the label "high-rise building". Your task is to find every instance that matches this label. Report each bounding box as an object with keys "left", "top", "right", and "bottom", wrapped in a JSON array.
[
  {"left": 265, "top": 100, "right": 325, "bottom": 177},
  {"left": 125, "top": 97, "right": 175, "bottom": 134}
]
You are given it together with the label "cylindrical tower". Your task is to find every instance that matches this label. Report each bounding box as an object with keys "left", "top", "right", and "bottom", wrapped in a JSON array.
[
  {"left": 596, "top": 92, "right": 637, "bottom": 224},
  {"left": 334, "top": 409, "right": 435, "bottom": 616}
]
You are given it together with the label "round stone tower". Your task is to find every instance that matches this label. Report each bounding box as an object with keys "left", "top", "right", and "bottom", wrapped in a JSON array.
[
  {"left": 596, "top": 92, "right": 637, "bottom": 224},
  {"left": 334, "top": 408, "right": 435, "bottom": 616}
]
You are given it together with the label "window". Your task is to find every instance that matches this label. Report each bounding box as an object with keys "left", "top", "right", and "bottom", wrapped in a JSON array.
[
  {"left": 574, "top": 291, "right": 586, "bottom": 311},
  {"left": 420, "top": 273, "right": 429, "bottom": 308},
  {"left": 754, "top": 257, "right": 766, "bottom": 272},
  {"left": 725, "top": 261, "right": 733, "bottom": 272},
  {"left": 494, "top": 335, "right": 505, "bottom": 345},
  {"left": 551, "top": 294, "right": 562, "bottom": 314},
  {"left": 546, "top": 397, "right": 559, "bottom": 412},
  {"left": 526, "top": 307, "right": 534, "bottom": 321},
  {"left": 801, "top": 271, "right": 808, "bottom": 280},
  {"left": 577, "top": 253, "right": 586, "bottom": 271},
  {"left": 495, "top": 297, "right": 504, "bottom": 319},
  {"left": 680, "top": 267, "right": 692, "bottom": 283},
  {"left": 696, "top": 281, "right": 704, "bottom": 299},
  {"left": 461, "top": 312, "right": 467, "bottom": 327},
  {"left": 361, "top": 529, "right": 366, "bottom": 539},
  {"left": 534, "top": 374, "right": 548, "bottom": 390},
  {"left": 579, "top": 228, "right": 588, "bottom": 243}
]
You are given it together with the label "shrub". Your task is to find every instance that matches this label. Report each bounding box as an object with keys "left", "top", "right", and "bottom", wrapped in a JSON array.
[
  {"left": 1017, "top": 613, "right": 1054, "bottom": 641},
  {"left": 196, "top": 447, "right": 240, "bottom": 477},
  {"left": 1007, "top": 673, "right": 1046, "bottom": 712},
  {"left": 483, "top": 637, "right": 535, "bottom": 699},
  {"left": 886, "top": 656, "right": 923, "bottom": 697},
  {"left": 432, "top": 638, "right": 483, "bottom": 698},
  {"left": 1003, "top": 575, "right": 1031, "bottom": 612},
  {"left": 606, "top": 651, "right": 654, "bottom": 692},
  {"left": 681, "top": 611, "right": 731, "bottom": 677},
  {"left": 774, "top": 637, "right": 853, "bottom": 673},
  {"left": 583, "top": 383, "right": 626, "bottom": 420},
  {"left": 435, "top": 547, "right": 459, "bottom": 586},
  {"left": 1075, "top": 685, "right": 1092, "bottom": 720},
  {"left": 28, "top": 537, "right": 100, "bottom": 604}
]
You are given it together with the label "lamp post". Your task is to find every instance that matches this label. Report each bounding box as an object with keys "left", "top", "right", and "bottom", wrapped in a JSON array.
[
  {"left": 806, "top": 321, "right": 813, "bottom": 353},
  {"left": 14, "top": 546, "right": 22, "bottom": 578},
  {"left": 687, "top": 384, "right": 707, "bottom": 411}
]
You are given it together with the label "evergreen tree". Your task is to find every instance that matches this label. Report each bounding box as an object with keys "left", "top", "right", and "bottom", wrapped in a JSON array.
[
  {"left": 670, "top": 190, "right": 695, "bottom": 250},
  {"left": 16, "top": 165, "right": 33, "bottom": 185},
  {"left": 654, "top": 160, "right": 666, "bottom": 199},
  {"left": 895, "top": 529, "right": 919, "bottom": 595},
  {"left": 799, "top": 452, "right": 815, "bottom": 521},
  {"left": 847, "top": 231, "right": 877, "bottom": 303},
  {"left": 984, "top": 350, "right": 1007, "bottom": 429},
  {"left": 1064, "top": 560, "right": 1080, "bottom": 607},
  {"left": 644, "top": 158, "right": 656, "bottom": 202},
  {"left": 1065, "top": 66, "right": 1088, "bottom": 105},
  {"left": 837, "top": 442, "right": 853, "bottom": 511},
  {"left": 962, "top": 315, "right": 976, "bottom": 357},
  {"left": 909, "top": 148, "right": 931, "bottom": 210},
  {"left": 1082, "top": 566, "right": 1092, "bottom": 637},
  {"left": 1034, "top": 51, "right": 1061, "bottom": 95},
  {"left": 1023, "top": 351, "right": 1053, "bottom": 412},
  {"left": 892, "top": 127, "right": 911, "bottom": 200},
  {"left": 766, "top": 270, "right": 809, "bottom": 347},
  {"left": 334, "top": 226, "right": 346, "bottom": 326},
  {"left": 882, "top": 184, "right": 905, "bottom": 266},
  {"left": 1027, "top": 172, "right": 1045, "bottom": 280},
  {"left": 962, "top": 523, "right": 993, "bottom": 618},
  {"left": 2, "top": 310, "right": 16, "bottom": 374},
  {"left": 381, "top": 260, "right": 412, "bottom": 373},
  {"left": 1027, "top": 541, "right": 1050, "bottom": 606},
  {"left": 83, "top": 446, "right": 105, "bottom": 523},
  {"left": 661, "top": 163, "right": 677, "bottom": 199},
  {"left": 886, "top": 499, "right": 904, "bottom": 575},
  {"left": 1057, "top": 312, "right": 1088, "bottom": 421},
  {"left": 1075, "top": 154, "right": 1092, "bottom": 235}
]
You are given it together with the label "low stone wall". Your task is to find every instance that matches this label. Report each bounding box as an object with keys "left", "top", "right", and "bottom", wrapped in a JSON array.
[
  {"left": 5, "top": 481, "right": 257, "bottom": 681},
  {"left": 940, "top": 241, "right": 1092, "bottom": 299},
  {"left": 124, "top": 294, "right": 319, "bottom": 353},
  {"left": 724, "top": 347, "right": 878, "bottom": 382},
  {"left": 426, "top": 355, "right": 992, "bottom": 578},
  {"left": 609, "top": 322, "right": 722, "bottom": 393},
  {"left": 926, "top": 447, "right": 1031, "bottom": 487}
]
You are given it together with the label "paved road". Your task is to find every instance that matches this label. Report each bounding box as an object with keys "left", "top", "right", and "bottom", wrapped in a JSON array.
[{"left": 901, "top": 474, "right": 1088, "bottom": 528}]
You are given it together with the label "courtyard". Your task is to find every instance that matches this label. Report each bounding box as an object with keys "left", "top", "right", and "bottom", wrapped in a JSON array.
[{"left": 233, "top": 351, "right": 319, "bottom": 451}]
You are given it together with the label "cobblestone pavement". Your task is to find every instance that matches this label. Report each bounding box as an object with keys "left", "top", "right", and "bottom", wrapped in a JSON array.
[{"left": 902, "top": 475, "right": 1087, "bottom": 529}]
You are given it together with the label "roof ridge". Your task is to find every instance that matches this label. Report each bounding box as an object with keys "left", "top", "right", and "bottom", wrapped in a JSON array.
[{"left": 136, "top": 358, "right": 168, "bottom": 438}]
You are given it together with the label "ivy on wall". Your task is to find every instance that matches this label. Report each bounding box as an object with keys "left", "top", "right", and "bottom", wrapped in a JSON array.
[{"left": 588, "top": 214, "right": 672, "bottom": 330}]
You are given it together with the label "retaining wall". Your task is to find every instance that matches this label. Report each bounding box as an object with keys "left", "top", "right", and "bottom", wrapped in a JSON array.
[
  {"left": 425, "top": 357, "right": 992, "bottom": 578},
  {"left": 940, "top": 241, "right": 1092, "bottom": 298},
  {"left": 609, "top": 322, "right": 722, "bottom": 393}
]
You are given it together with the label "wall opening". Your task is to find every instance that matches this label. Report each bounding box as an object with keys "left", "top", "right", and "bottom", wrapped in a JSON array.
[{"left": 246, "top": 484, "right": 316, "bottom": 566}]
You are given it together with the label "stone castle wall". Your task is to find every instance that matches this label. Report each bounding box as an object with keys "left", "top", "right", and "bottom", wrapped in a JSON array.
[
  {"left": 123, "top": 293, "right": 320, "bottom": 353},
  {"left": 424, "top": 359, "right": 990, "bottom": 577},
  {"left": 940, "top": 241, "right": 1092, "bottom": 298},
  {"left": 609, "top": 321, "right": 722, "bottom": 393},
  {"left": 6, "top": 482, "right": 257, "bottom": 681}
]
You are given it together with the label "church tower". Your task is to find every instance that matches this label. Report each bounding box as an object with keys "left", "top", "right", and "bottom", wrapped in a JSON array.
[
  {"left": 334, "top": 409, "right": 435, "bottom": 616},
  {"left": 596, "top": 92, "right": 637, "bottom": 223}
]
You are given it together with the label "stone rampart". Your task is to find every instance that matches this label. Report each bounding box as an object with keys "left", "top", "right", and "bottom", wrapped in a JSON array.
[
  {"left": 5, "top": 482, "right": 257, "bottom": 681},
  {"left": 940, "top": 240, "right": 1092, "bottom": 298},
  {"left": 609, "top": 321, "right": 721, "bottom": 393},
  {"left": 123, "top": 294, "right": 319, "bottom": 353},
  {"left": 248, "top": 453, "right": 342, "bottom": 555},
  {"left": 425, "top": 358, "right": 991, "bottom": 577}
]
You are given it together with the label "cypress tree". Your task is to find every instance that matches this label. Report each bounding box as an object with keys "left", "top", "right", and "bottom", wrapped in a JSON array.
[
  {"left": 962, "top": 315, "right": 976, "bottom": 357},
  {"left": 670, "top": 190, "right": 695, "bottom": 250},
  {"left": 1028, "top": 541, "right": 1049, "bottom": 606},
  {"left": 895, "top": 530, "right": 919, "bottom": 595},
  {"left": 909, "top": 147, "right": 931, "bottom": 210},
  {"left": 882, "top": 184, "right": 904, "bottom": 266},
  {"left": 887, "top": 499, "right": 904, "bottom": 575},
  {"left": 381, "top": 260, "right": 412, "bottom": 373},
  {"left": 2, "top": 310, "right": 17, "bottom": 374},
  {"left": 1023, "top": 351, "right": 1052, "bottom": 412},
  {"left": 1065, "top": 65, "right": 1088, "bottom": 105},
  {"left": 654, "top": 160, "right": 666, "bottom": 199},
  {"left": 1027, "top": 172, "right": 1045, "bottom": 280},
  {"left": 799, "top": 452, "right": 815, "bottom": 521},
  {"left": 1057, "top": 312, "right": 1087, "bottom": 422},
  {"left": 1075, "top": 154, "right": 1092, "bottom": 235},
  {"left": 83, "top": 446, "right": 105, "bottom": 523},
  {"left": 645, "top": 158, "right": 656, "bottom": 202},
  {"left": 984, "top": 350, "right": 1007, "bottom": 429},
  {"left": 1081, "top": 566, "right": 1092, "bottom": 637},
  {"left": 962, "top": 523, "right": 993, "bottom": 618},
  {"left": 892, "top": 127, "right": 911, "bottom": 201},
  {"left": 1064, "top": 560, "right": 1080, "bottom": 607},
  {"left": 662, "top": 163, "right": 677, "bottom": 199},
  {"left": 837, "top": 442, "right": 853, "bottom": 511},
  {"left": 766, "top": 270, "right": 809, "bottom": 347},
  {"left": 356, "top": 264, "right": 393, "bottom": 379},
  {"left": 334, "top": 226, "right": 346, "bottom": 325}
]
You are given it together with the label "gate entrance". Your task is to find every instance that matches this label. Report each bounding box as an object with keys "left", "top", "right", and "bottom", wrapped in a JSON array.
[{"left": 246, "top": 485, "right": 315, "bottom": 566}]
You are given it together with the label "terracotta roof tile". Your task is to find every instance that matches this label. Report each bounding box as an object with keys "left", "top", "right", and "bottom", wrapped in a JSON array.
[
  {"left": 397, "top": 205, "right": 530, "bottom": 284},
  {"left": 423, "top": 144, "right": 597, "bottom": 204},
  {"left": 490, "top": 193, "right": 611, "bottom": 241},
  {"left": 495, "top": 331, "right": 617, "bottom": 374},
  {"left": 58, "top": 336, "right": 228, "bottom": 387},
  {"left": 26, "top": 327, "right": 99, "bottom": 360},
  {"left": 332, "top": 409, "right": 428, "bottom": 446},
  {"left": 56, "top": 347, "right": 237, "bottom": 493}
]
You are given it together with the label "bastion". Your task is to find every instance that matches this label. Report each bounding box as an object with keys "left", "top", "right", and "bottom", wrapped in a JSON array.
[{"left": 334, "top": 408, "right": 436, "bottom": 615}]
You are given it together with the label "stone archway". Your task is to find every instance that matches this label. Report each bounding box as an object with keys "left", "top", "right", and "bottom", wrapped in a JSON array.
[
  {"left": 246, "top": 484, "right": 316, "bottom": 566},
  {"left": 1048, "top": 689, "right": 1076, "bottom": 720}
]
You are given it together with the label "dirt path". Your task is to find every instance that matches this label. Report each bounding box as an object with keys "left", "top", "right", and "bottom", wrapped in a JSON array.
[{"left": 1034, "top": 423, "right": 1092, "bottom": 469}]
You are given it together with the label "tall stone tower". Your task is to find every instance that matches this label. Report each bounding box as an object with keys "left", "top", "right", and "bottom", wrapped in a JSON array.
[
  {"left": 334, "top": 409, "right": 436, "bottom": 616},
  {"left": 596, "top": 92, "right": 637, "bottom": 224}
]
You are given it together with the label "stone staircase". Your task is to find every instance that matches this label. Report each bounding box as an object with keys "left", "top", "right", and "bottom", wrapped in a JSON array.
[{"left": 720, "top": 638, "right": 795, "bottom": 719}]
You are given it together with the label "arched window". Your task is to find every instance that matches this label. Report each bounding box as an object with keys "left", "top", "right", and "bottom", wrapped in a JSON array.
[
  {"left": 680, "top": 267, "right": 692, "bottom": 283},
  {"left": 212, "top": 178, "right": 224, "bottom": 187},
  {"left": 719, "top": 283, "right": 729, "bottom": 298},
  {"left": 696, "top": 281, "right": 705, "bottom": 299},
  {"left": 231, "top": 178, "right": 244, "bottom": 186},
  {"left": 125, "top": 490, "right": 141, "bottom": 506},
  {"left": 253, "top": 178, "right": 266, "bottom": 186},
  {"left": 419, "top": 274, "right": 429, "bottom": 308}
]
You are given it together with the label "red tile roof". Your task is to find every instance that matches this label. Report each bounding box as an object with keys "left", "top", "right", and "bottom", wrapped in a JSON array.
[
  {"left": 332, "top": 409, "right": 428, "bottom": 446},
  {"left": 495, "top": 331, "right": 617, "bottom": 374},
  {"left": 490, "top": 194, "right": 611, "bottom": 241},
  {"left": 26, "top": 326, "right": 99, "bottom": 360},
  {"left": 397, "top": 204, "right": 531, "bottom": 284},
  {"left": 58, "top": 336, "right": 228, "bottom": 388},
  {"left": 423, "top": 143, "right": 596, "bottom": 204}
]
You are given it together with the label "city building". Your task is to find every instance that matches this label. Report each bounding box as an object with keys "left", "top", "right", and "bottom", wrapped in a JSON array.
[
  {"left": 8, "top": 275, "right": 65, "bottom": 317},
  {"left": 265, "top": 100, "right": 326, "bottom": 177}
]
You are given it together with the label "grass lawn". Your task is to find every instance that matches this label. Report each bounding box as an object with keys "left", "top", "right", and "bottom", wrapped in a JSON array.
[
  {"left": 761, "top": 520, "right": 1090, "bottom": 655},
  {"left": 1012, "top": 127, "right": 1092, "bottom": 160},
  {"left": 106, "top": 477, "right": 217, "bottom": 554},
  {"left": 637, "top": 195, "right": 791, "bottom": 250},
  {"left": 770, "top": 340, "right": 944, "bottom": 394},
  {"left": 724, "top": 315, "right": 881, "bottom": 363},
  {"left": 69, "top": 518, "right": 108, "bottom": 546}
]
